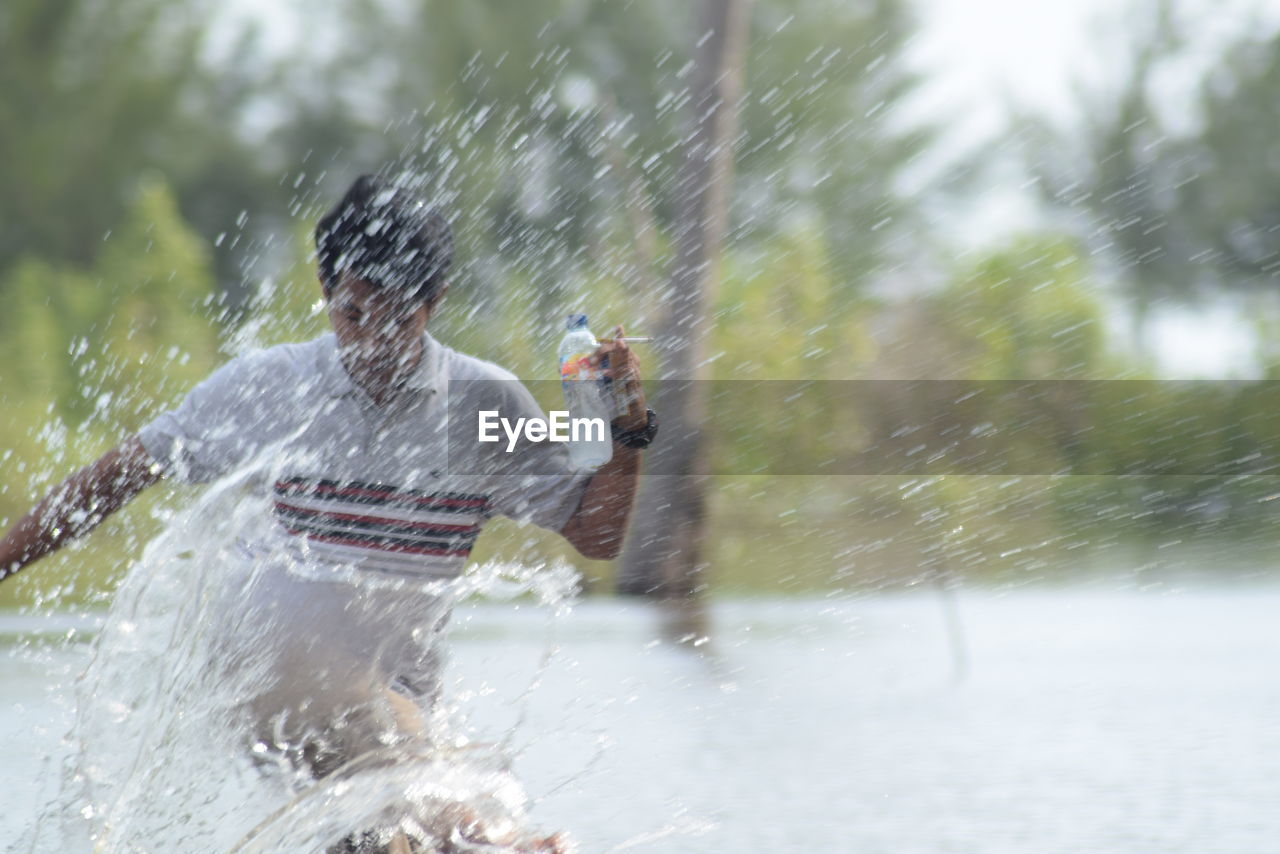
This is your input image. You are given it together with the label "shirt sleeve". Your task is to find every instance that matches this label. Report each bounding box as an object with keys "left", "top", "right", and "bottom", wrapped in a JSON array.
[
  {"left": 137, "top": 350, "right": 288, "bottom": 484},
  {"left": 480, "top": 380, "right": 594, "bottom": 532}
]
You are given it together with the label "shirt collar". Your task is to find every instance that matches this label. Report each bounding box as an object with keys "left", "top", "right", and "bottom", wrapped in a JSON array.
[{"left": 318, "top": 331, "right": 444, "bottom": 400}]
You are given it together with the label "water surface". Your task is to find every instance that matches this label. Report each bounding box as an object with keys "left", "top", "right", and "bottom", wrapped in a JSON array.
[{"left": 4, "top": 585, "right": 1278, "bottom": 852}]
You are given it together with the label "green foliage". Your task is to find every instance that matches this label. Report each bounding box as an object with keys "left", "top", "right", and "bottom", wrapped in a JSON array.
[
  {"left": 703, "top": 233, "right": 1280, "bottom": 588},
  {"left": 1015, "top": 0, "right": 1189, "bottom": 311},
  {"left": 90, "top": 179, "right": 225, "bottom": 428},
  {"left": 231, "top": 219, "right": 330, "bottom": 352},
  {"left": 737, "top": 0, "right": 936, "bottom": 287},
  {"left": 266, "top": 0, "right": 933, "bottom": 341},
  {"left": 0, "top": 177, "right": 223, "bottom": 609},
  {"left": 0, "top": 259, "right": 86, "bottom": 411},
  {"left": 0, "top": 0, "right": 291, "bottom": 293},
  {"left": 937, "top": 238, "right": 1108, "bottom": 380},
  {"left": 709, "top": 226, "right": 875, "bottom": 475},
  {"left": 1, "top": 178, "right": 223, "bottom": 428},
  {"left": 1176, "top": 27, "right": 1280, "bottom": 286},
  {"left": 716, "top": 226, "right": 873, "bottom": 380},
  {"left": 0, "top": 0, "right": 195, "bottom": 268},
  {"left": 1020, "top": 0, "right": 1280, "bottom": 306}
]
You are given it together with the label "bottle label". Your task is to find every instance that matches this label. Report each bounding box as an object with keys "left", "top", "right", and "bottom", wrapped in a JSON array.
[{"left": 559, "top": 352, "right": 596, "bottom": 382}]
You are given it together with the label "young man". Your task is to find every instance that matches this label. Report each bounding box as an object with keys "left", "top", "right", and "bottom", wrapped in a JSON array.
[{"left": 1, "top": 174, "right": 657, "bottom": 851}]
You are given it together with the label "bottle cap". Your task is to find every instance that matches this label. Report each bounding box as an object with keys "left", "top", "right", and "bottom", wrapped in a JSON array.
[{"left": 566, "top": 313, "right": 589, "bottom": 330}]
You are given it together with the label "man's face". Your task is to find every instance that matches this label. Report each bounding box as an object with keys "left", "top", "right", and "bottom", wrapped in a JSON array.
[{"left": 327, "top": 274, "right": 431, "bottom": 388}]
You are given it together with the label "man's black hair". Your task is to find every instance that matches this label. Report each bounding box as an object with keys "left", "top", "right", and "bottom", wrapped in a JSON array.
[{"left": 315, "top": 174, "right": 454, "bottom": 304}]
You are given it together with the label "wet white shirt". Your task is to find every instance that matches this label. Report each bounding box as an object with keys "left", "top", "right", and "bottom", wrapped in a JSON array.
[{"left": 138, "top": 331, "right": 591, "bottom": 578}]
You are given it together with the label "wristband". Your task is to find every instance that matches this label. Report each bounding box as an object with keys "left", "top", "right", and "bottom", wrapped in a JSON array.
[{"left": 611, "top": 408, "right": 659, "bottom": 449}]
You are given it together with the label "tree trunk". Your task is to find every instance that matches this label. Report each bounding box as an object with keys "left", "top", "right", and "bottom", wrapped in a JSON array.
[{"left": 616, "top": 0, "right": 750, "bottom": 643}]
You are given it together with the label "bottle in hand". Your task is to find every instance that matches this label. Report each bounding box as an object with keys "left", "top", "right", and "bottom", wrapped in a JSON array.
[{"left": 558, "top": 314, "right": 613, "bottom": 470}]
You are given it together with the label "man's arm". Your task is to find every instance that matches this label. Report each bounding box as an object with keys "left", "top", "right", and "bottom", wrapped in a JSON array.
[
  {"left": 559, "top": 445, "right": 643, "bottom": 560},
  {"left": 559, "top": 328, "right": 649, "bottom": 561},
  {"left": 0, "top": 436, "right": 163, "bottom": 581}
]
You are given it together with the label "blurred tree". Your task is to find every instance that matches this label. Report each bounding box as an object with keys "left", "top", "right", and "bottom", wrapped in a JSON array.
[
  {"left": 90, "top": 178, "right": 226, "bottom": 427},
  {"left": 617, "top": 0, "right": 750, "bottom": 627},
  {"left": 851, "top": 236, "right": 1113, "bottom": 477},
  {"left": 1017, "top": 0, "right": 1190, "bottom": 323},
  {"left": 1020, "top": 0, "right": 1280, "bottom": 314},
  {"left": 934, "top": 238, "right": 1111, "bottom": 475},
  {"left": 267, "top": 0, "right": 935, "bottom": 320},
  {"left": 0, "top": 177, "right": 223, "bottom": 432},
  {"left": 0, "top": 0, "right": 286, "bottom": 294},
  {"left": 709, "top": 226, "right": 874, "bottom": 476},
  {"left": 0, "top": 176, "right": 222, "bottom": 608},
  {"left": 937, "top": 238, "right": 1109, "bottom": 380},
  {"left": 227, "top": 218, "right": 329, "bottom": 354},
  {"left": 734, "top": 0, "right": 936, "bottom": 294},
  {"left": 1175, "top": 26, "right": 1280, "bottom": 288},
  {"left": 0, "top": 258, "right": 89, "bottom": 414}
]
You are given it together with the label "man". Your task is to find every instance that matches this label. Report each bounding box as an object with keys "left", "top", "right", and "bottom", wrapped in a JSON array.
[{"left": 1, "top": 174, "right": 658, "bottom": 852}]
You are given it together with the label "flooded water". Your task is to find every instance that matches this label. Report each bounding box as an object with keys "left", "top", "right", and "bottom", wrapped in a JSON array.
[{"left": 4, "top": 582, "right": 1279, "bottom": 852}]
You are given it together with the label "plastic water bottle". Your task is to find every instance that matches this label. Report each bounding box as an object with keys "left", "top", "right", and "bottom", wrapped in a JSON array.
[{"left": 558, "top": 313, "right": 612, "bottom": 470}]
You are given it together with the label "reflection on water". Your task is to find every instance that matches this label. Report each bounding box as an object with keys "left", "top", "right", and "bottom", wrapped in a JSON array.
[{"left": 6, "top": 582, "right": 1280, "bottom": 852}]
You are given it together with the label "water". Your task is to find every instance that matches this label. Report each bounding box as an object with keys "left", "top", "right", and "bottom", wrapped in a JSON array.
[
  {"left": 558, "top": 316, "right": 612, "bottom": 471},
  {"left": 5, "top": 583, "right": 1279, "bottom": 852}
]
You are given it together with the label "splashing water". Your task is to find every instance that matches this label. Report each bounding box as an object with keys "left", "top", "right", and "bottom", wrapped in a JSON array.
[
  {"left": 225, "top": 745, "right": 548, "bottom": 854},
  {"left": 21, "top": 460, "right": 582, "bottom": 854}
]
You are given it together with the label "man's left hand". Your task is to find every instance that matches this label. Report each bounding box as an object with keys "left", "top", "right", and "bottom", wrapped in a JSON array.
[{"left": 590, "top": 325, "right": 647, "bottom": 432}]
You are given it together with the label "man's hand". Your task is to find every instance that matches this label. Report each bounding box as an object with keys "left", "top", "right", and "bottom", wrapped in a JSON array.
[
  {"left": 0, "top": 437, "right": 163, "bottom": 582},
  {"left": 590, "top": 325, "right": 647, "bottom": 431},
  {"left": 561, "top": 325, "right": 649, "bottom": 561}
]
